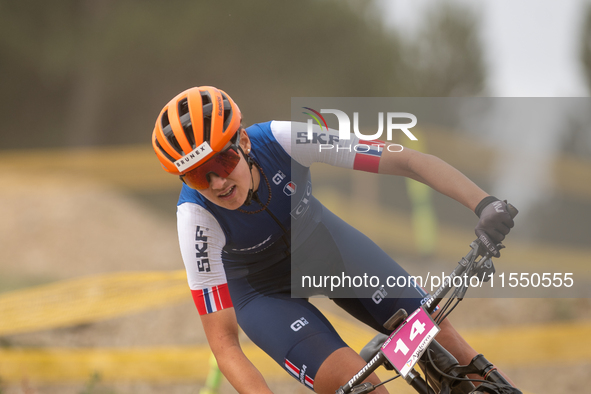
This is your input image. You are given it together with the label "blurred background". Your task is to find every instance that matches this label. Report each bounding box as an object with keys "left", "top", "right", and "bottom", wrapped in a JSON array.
[{"left": 1, "top": 0, "right": 590, "bottom": 393}]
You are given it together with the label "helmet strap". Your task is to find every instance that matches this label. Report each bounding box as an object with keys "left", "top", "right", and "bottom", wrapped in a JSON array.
[
  {"left": 236, "top": 147, "right": 272, "bottom": 214},
  {"left": 238, "top": 146, "right": 256, "bottom": 206}
]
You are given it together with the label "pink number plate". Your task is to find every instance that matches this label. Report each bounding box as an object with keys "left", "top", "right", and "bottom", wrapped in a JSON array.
[{"left": 380, "top": 306, "right": 440, "bottom": 377}]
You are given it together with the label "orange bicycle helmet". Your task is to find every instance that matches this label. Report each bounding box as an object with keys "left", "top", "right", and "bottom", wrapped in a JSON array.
[{"left": 152, "top": 86, "right": 242, "bottom": 175}]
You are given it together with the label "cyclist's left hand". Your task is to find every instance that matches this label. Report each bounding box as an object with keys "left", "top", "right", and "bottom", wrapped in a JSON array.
[{"left": 474, "top": 198, "right": 515, "bottom": 257}]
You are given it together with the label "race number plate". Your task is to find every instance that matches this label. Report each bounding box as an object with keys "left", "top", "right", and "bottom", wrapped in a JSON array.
[{"left": 380, "top": 306, "right": 440, "bottom": 378}]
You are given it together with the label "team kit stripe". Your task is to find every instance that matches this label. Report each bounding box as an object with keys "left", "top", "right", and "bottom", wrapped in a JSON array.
[
  {"left": 353, "top": 154, "right": 381, "bottom": 173},
  {"left": 358, "top": 141, "right": 384, "bottom": 157},
  {"left": 191, "top": 284, "right": 233, "bottom": 315},
  {"left": 352, "top": 140, "right": 385, "bottom": 173},
  {"left": 284, "top": 359, "right": 300, "bottom": 377},
  {"left": 360, "top": 138, "right": 385, "bottom": 148},
  {"left": 284, "top": 359, "right": 314, "bottom": 389}
]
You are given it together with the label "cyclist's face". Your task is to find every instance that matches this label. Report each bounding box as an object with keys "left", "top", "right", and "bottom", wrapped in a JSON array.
[{"left": 197, "top": 129, "right": 256, "bottom": 210}]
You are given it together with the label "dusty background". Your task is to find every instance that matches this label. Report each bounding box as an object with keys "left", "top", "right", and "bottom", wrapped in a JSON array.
[{"left": 2, "top": 1, "right": 591, "bottom": 392}]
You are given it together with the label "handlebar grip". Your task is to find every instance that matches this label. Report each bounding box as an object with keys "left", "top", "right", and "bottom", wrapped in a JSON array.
[{"left": 506, "top": 203, "right": 518, "bottom": 219}]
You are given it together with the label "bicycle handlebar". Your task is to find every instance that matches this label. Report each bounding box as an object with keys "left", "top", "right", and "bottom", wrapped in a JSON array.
[
  {"left": 423, "top": 203, "right": 518, "bottom": 315},
  {"left": 338, "top": 203, "right": 519, "bottom": 394},
  {"left": 506, "top": 203, "right": 519, "bottom": 220}
]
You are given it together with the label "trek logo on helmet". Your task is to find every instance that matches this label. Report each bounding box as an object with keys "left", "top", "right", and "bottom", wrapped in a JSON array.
[{"left": 174, "top": 142, "right": 213, "bottom": 172}]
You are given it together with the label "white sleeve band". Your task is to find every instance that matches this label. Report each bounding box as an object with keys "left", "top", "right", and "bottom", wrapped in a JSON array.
[{"left": 270, "top": 120, "right": 359, "bottom": 169}]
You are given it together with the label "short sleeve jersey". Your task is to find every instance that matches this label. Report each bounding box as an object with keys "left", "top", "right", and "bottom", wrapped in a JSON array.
[{"left": 176, "top": 121, "right": 385, "bottom": 314}]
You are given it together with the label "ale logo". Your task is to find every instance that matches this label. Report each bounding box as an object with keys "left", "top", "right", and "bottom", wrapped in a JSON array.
[{"left": 290, "top": 317, "right": 309, "bottom": 332}]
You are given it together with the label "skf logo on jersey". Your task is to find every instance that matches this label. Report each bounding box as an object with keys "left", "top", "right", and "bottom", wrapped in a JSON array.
[
  {"left": 283, "top": 181, "right": 297, "bottom": 196},
  {"left": 290, "top": 317, "right": 309, "bottom": 331},
  {"left": 290, "top": 181, "right": 312, "bottom": 220},
  {"left": 372, "top": 286, "right": 388, "bottom": 304},
  {"left": 195, "top": 226, "right": 210, "bottom": 272},
  {"left": 272, "top": 170, "right": 286, "bottom": 185}
]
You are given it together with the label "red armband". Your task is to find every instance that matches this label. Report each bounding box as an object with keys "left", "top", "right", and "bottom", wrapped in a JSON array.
[
  {"left": 191, "top": 284, "right": 233, "bottom": 315},
  {"left": 352, "top": 139, "right": 385, "bottom": 173}
]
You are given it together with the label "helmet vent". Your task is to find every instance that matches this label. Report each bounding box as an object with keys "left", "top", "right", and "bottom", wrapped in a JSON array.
[
  {"left": 178, "top": 98, "right": 196, "bottom": 149},
  {"left": 154, "top": 137, "right": 176, "bottom": 162},
  {"left": 200, "top": 91, "right": 212, "bottom": 145},
  {"left": 220, "top": 92, "right": 234, "bottom": 132},
  {"left": 160, "top": 110, "right": 184, "bottom": 154}
]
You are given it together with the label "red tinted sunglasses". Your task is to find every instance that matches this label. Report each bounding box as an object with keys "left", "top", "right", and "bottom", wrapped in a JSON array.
[{"left": 180, "top": 143, "right": 242, "bottom": 190}]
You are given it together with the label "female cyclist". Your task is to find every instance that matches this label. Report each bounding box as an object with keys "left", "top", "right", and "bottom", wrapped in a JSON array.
[{"left": 151, "top": 86, "right": 515, "bottom": 394}]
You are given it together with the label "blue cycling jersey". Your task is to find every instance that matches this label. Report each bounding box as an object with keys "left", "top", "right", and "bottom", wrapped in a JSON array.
[
  {"left": 178, "top": 121, "right": 322, "bottom": 269},
  {"left": 175, "top": 121, "right": 429, "bottom": 389},
  {"left": 177, "top": 120, "right": 382, "bottom": 311}
]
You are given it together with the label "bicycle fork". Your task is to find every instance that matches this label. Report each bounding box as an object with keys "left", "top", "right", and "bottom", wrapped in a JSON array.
[{"left": 418, "top": 341, "right": 521, "bottom": 394}]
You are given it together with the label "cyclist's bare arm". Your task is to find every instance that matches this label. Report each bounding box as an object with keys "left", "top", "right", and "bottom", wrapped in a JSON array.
[
  {"left": 377, "top": 146, "right": 519, "bottom": 378},
  {"left": 201, "top": 308, "right": 274, "bottom": 394},
  {"left": 378, "top": 145, "right": 489, "bottom": 212}
]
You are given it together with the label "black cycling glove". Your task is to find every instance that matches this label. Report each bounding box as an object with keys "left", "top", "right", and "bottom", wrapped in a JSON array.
[{"left": 474, "top": 196, "right": 515, "bottom": 257}]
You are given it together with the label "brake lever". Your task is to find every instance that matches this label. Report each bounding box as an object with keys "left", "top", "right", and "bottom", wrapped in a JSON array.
[
  {"left": 473, "top": 254, "right": 496, "bottom": 282},
  {"left": 459, "top": 241, "right": 480, "bottom": 269},
  {"left": 465, "top": 241, "right": 503, "bottom": 283}
]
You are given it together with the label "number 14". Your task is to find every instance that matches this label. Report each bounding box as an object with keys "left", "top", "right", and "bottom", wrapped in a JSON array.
[{"left": 394, "top": 319, "right": 426, "bottom": 356}]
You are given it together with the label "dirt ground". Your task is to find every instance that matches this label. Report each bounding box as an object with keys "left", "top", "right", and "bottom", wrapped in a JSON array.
[
  {"left": 3, "top": 297, "right": 591, "bottom": 394},
  {"left": 1, "top": 170, "right": 590, "bottom": 394}
]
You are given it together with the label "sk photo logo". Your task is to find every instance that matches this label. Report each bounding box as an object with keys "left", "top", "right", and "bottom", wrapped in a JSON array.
[
  {"left": 300, "top": 107, "right": 418, "bottom": 153},
  {"left": 302, "top": 107, "right": 329, "bottom": 132},
  {"left": 301, "top": 107, "right": 418, "bottom": 141}
]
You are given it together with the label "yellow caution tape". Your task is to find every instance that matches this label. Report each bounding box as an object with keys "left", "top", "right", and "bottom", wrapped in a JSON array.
[
  {"left": 0, "top": 271, "right": 188, "bottom": 336},
  {"left": 0, "top": 270, "right": 587, "bottom": 393},
  {"left": 1, "top": 309, "right": 584, "bottom": 394},
  {"left": 0, "top": 344, "right": 283, "bottom": 384}
]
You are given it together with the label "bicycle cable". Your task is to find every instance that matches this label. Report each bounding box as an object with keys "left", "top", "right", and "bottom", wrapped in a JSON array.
[
  {"left": 435, "top": 284, "right": 463, "bottom": 325},
  {"left": 426, "top": 348, "right": 489, "bottom": 385},
  {"left": 436, "top": 298, "right": 462, "bottom": 325},
  {"left": 434, "top": 292, "right": 454, "bottom": 324},
  {"left": 435, "top": 297, "right": 453, "bottom": 325},
  {"left": 371, "top": 373, "right": 401, "bottom": 390},
  {"left": 435, "top": 258, "right": 476, "bottom": 325}
]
